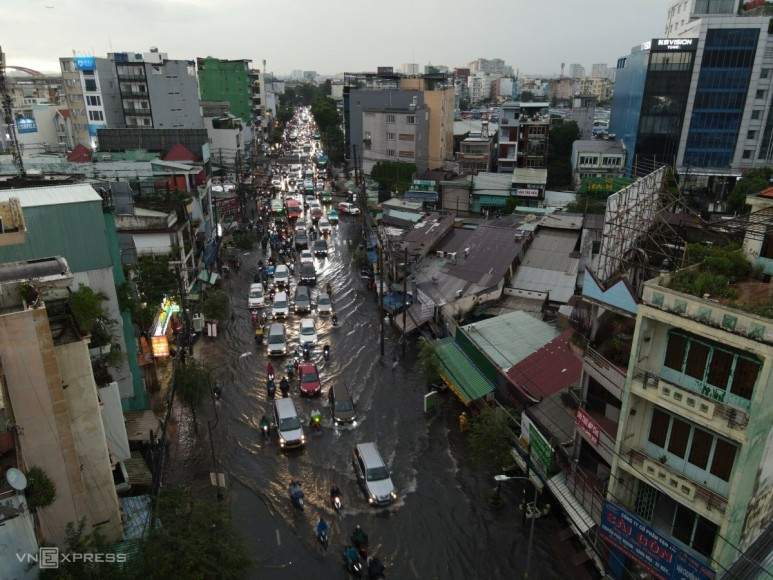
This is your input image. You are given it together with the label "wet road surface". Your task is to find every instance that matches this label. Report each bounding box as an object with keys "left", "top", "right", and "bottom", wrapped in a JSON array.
[{"left": 169, "top": 208, "right": 578, "bottom": 579}]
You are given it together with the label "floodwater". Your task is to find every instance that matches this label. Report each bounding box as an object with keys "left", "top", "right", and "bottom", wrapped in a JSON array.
[{"left": 166, "top": 207, "right": 578, "bottom": 579}]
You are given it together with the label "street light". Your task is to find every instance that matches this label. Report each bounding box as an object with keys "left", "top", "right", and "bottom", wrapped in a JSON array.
[
  {"left": 208, "top": 351, "right": 252, "bottom": 501},
  {"left": 495, "top": 475, "right": 539, "bottom": 579}
]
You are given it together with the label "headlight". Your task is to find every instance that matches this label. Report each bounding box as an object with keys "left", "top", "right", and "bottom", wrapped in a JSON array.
[
  {"left": 368, "top": 497, "right": 376, "bottom": 504},
  {"left": 300, "top": 435, "right": 306, "bottom": 442},
  {"left": 390, "top": 491, "right": 398, "bottom": 499}
]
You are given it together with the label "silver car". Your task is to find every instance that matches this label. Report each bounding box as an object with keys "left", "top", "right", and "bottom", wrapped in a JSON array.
[{"left": 316, "top": 292, "right": 332, "bottom": 315}]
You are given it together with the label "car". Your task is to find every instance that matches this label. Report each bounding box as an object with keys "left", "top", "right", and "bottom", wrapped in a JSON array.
[
  {"left": 304, "top": 180, "right": 315, "bottom": 193},
  {"left": 271, "top": 177, "right": 282, "bottom": 187},
  {"left": 295, "top": 218, "right": 308, "bottom": 231},
  {"left": 267, "top": 322, "right": 288, "bottom": 357},
  {"left": 338, "top": 202, "right": 360, "bottom": 215},
  {"left": 248, "top": 283, "right": 265, "bottom": 309},
  {"left": 298, "top": 362, "right": 321, "bottom": 396},
  {"left": 318, "top": 218, "right": 332, "bottom": 235},
  {"left": 273, "top": 398, "right": 305, "bottom": 448},
  {"left": 327, "top": 209, "right": 339, "bottom": 224},
  {"left": 316, "top": 292, "right": 333, "bottom": 315},
  {"left": 299, "top": 264, "right": 317, "bottom": 285},
  {"left": 320, "top": 190, "right": 332, "bottom": 203},
  {"left": 272, "top": 291, "right": 289, "bottom": 319},
  {"left": 310, "top": 207, "right": 323, "bottom": 222},
  {"left": 295, "top": 229, "right": 309, "bottom": 249},
  {"left": 299, "top": 317, "right": 318, "bottom": 347},
  {"left": 294, "top": 285, "right": 312, "bottom": 314},
  {"left": 274, "top": 264, "right": 290, "bottom": 289},
  {"left": 304, "top": 194, "right": 316, "bottom": 208},
  {"left": 299, "top": 249, "right": 314, "bottom": 265},
  {"left": 329, "top": 383, "right": 356, "bottom": 426},
  {"left": 312, "top": 239, "right": 329, "bottom": 257},
  {"left": 352, "top": 442, "right": 397, "bottom": 506}
]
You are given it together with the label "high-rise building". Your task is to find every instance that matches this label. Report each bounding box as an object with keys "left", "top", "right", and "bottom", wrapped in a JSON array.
[
  {"left": 197, "top": 57, "right": 258, "bottom": 122},
  {"left": 59, "top": 48, "right": 204, "bottom": 149},
  {"left": 590, "top": 63, "right": 608, "bottom": 78},
  {"left": 569, "top": 63, "right": 586, "bottom": 79},
  {"left": 401, "top": 63, "right": 419, "bottom": 75}
]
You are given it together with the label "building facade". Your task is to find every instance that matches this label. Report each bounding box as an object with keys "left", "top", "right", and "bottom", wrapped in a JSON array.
[
  {"left": 196, "top": 57, "right": 255, "bottom": 122},
  {"left": 497, "top": 101, "right": 550, "bottom": 173}
]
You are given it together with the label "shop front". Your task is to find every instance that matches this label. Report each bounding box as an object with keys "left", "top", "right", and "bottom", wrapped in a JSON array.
[{"left": 150, "top": 298, "right": 181, "bottom": 358}]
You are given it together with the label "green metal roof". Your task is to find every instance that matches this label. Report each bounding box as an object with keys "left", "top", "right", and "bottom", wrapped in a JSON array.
[
  {"left": 460, "top": 311, "right": 559, "bottom": 369},
  {"left": 435, "top": 337, "right": 495, "bottom": 404},
  {"left": 471, "top": 195, "right": 509, "bottom": 212}
]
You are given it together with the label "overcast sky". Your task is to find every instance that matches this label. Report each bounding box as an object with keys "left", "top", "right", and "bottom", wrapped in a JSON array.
[{"left": 5, "top": 0, "right": 673, "bottom": 77}]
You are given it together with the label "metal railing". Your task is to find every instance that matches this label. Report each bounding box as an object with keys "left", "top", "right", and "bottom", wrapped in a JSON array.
[{"left": 583, "top": 345, "right": 626, "bottom": 398}]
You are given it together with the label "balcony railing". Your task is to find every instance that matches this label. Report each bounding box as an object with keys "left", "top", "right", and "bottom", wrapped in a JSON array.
[
  {"left": 583, "top": 346, "right": 626, "bottom": 400},
  {"left": 632, "top": 367, "right": 749, "bottom": 433},
  {"left": 116, "top": 73, "right": 146, "bottom": 82},
  {"left": 628, "top": 449, "right": 727, "bottom": 516}
]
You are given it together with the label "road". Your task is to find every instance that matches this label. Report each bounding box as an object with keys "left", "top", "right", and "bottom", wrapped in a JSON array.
[{"left": 166, "top": 206, "right": 578, "bottom": 579}]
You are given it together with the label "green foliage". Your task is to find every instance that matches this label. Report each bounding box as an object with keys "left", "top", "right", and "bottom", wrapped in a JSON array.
[
  {"left": 175, "top": 359, "right": 211, "bottom": 431},
  {"left": 310, "top": 96, "right": 339, "bottom": 134},
  {"left": 68, "top": 285, "right": 109, "bottom": 335},
  {"left": 467, "top": 406, "right": 516, "bottom": 471},
  {"left": 134, "top": 488, "right": 253, "bottom": 580},
  {"left": 548, "top": 120, "right": 580, "bottom": 159},
  {"left": 25, "top": 465, "right": 57, "bottom": 511},
  {"left": 727, "top": 167, "right": 773, "bottom": 213},
  {"left": 36, "top": 518, "right": 128, "bottom": 580},
  {"left": 202, "top": 289, "right": 231, "bottom": 321},
  {"left": 233, "top": 233, "right": 254, "bottom": 251},
  {"left": 370, "top": 161, "right": 416, "bottom": 196},
  {"left": 565, "top": 195, "right": 607, "bottom": 214},
  {"left": 519, "top": 91, "right": 535, "bottom": 102},
  {"left": 416, "top": 338, "right": 441, "bottom": 384},
  {"left": 133, "top": 256, "right": 178, "bottom": 310},
  {"left": 666, "top": 242, "right": 751, "bottom": 299},
  {"left": 352, "top": 249, "right": 368, "bottom": 271}
]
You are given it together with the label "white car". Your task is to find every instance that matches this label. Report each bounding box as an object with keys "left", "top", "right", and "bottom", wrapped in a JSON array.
[
  {"left": 300, "top": 250, "right": 314, "bottom": 265},
  {"left": 316, "top": 292, "right": 333, "bottom": 316},
  {"left": 274, "top": 264, "right": 290, "bottom": 289},
  {"left": 248, "top": 283, "right": 265, "bottom": 309},
  {"left": 299, "top": 318, "right": 318, "bottom": 346},
  {"left": 309, "top": 200, "right": 321, "bottom": 211},
  {"left": 318, "top": 218, "right": 332, "bottom": 235}
]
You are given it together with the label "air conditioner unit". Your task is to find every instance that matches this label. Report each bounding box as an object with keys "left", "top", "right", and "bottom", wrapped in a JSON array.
[
  {"left": 192, "top": 315, "right": 204, "bottom": 332},
  {"left": 455, "top": 289, "right": 463, "bottom": 298},
  {"left": 435, "top": 251, "right": 445, "bottom": 258}
]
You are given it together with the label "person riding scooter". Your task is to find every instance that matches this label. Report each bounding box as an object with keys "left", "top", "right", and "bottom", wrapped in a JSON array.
[
  {"left": 322, "top": 344, "right": 330, "bottom": 361},
  {"left": 259, "top": 415, "right": 270, "bottom": 441},
  {"left": 310, "top": 409, "right": 322, "bottom": 432},
  {"left": 302, "top": 343, "right": 311, "bottom": 361},
  {"left": 280, "top": 376, "right": 291, "bottom": 397}
]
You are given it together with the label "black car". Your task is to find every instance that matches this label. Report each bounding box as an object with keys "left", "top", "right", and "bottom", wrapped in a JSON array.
[
  {"left": 299, "top": 264, "right": 317, "bottom": 285},
  {"left": 295, "top": 230, "right": 309, "bottom": 249},
  {"left": 312, "top": 239, "right": 328, "bottom": 257}
]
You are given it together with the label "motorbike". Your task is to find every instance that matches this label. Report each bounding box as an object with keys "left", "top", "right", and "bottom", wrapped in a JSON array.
[
  {"left": 322, "top": 345, "right": 330, "bottom": 362},
  {"left": 331, "top": 314, "right": 339, "bottom": 327},
  {"left": 352, "top": 527, "right": 368, "bottom": 559},
  {"left": 260, "top": 419, "right": 270, "bottom": 442},
  {"left": 310, "top": 412, "right": 322, "bottom": 434},
  {"left": 330, "top": 487, "right": 342, "bottom": 513},
  {"left": 280, "top": 377, "right": 290, "bottom": 397},
  {"left": 303, "top": 344, "right": 311, "bottom": 361},
  {"left": 285, "top": 360, "right": 296, "bottom": 379},
  {"left": 267, "top": 366, "right": 276, "bottom": 382},
  {"left": 367, "top": 556, "right": 385, "bottom": 579},
  {"left": 289, "top": 481, "right": 304, "bottom": 511},
  {"left": 317, "top": 518, "right": 329, "bottom": 550},
  {"left": 251, "top": 310, "right": 259, "bottom": 324},
  {"left": 267, "top": 378, "right": 276, "bottom": 398},
  {"left": 212, "top": 382, "right": 223, "bottom": 400},
  {"left": 343, "top": 546, "right": 364, "bottom": 577}
]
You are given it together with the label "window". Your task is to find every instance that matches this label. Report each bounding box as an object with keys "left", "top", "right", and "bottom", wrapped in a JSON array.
[
  {"left": 398, "top": 150, "right": 413, "bottom": 158},
  {"left": 648, "top": 408, "right": 669, "bottom": 447},
  {"left": 756, "top": 89, "right": 766, "bottom": 99},
  {"left": 398, "top": 133, "right": 413, "bottom": 141},
  {"left": 84, "top": 79, "right": 97, "bottom": 92},
  {"left": 747, "top": 130, "right": 756, "bottom": 139},
  {"left": 386, "top": 114, "right": 395, "bottom": 124},
  {"left": 579, "top": 155, "right": 598, "bottom": 165},
  {"left": 386, "top": 149, "right": 395, "bottom": 157},
  {"left": 602, "top": 156, "right": 621, "bottom": 166},
  {"left": 752, "top": 110, "right": 762, "bottom": 120},
  {"left": 661, "top": 330, "right": 761, "bottom": 407},
  {"left": 88, "top": 110, "right": 104, "bottom": 121},
  {"left": 386, "top": 132, "right": 395, "bottom": 140},
  {"left": 743, "top": 150, "right": 753, "bottom": 159},
  {"left": 406, "top": 115, "right": 416, "bottom": 125},
  {"left": 87, "top": 95, "right": 101, "bottom": 106},
  {"left": 762, "top": 69, "right": 771, "bottom": 79}
]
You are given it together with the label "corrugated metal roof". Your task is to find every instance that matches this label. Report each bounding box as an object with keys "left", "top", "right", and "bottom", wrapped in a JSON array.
[
  {"left": 435, "top": 337, "right": 495, "bottom": 404},
  {"left": 0, "top": 184, "right": 113, "bottom": 273},
  {"left": 521, "top": 230, "right": 580, "bottom": 270},
  {"left": 121, "top": 495, "right": 154, "bottom": 540},
  {"left": 460, "top": 311, "right": 559, "bottom": 369},
  {"left": 506, "top": 330, "right": 582, "bottom": 400},
  {"left": 511, "top": 266, "right": 578, "bottom": 304},
  {"left": 386, "top": 210, "right": 423, "bottom": 223},
  {"left": 539, "top": 213, "right": 584, "bottom": 230},
  {"left": 512, "top": 168, "right": 548, "bottom": 185}
]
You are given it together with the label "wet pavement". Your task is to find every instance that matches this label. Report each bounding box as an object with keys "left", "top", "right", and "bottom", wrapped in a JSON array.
[{"left": 163, "top": 209, "right": 583, "bottom": 579}]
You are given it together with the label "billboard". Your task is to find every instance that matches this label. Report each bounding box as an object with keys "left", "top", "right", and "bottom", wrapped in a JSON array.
[
  {"left": 600, "top": 501, "right": 715, "bottom": 580},
  {"left": 74, "top": 56, "right": 96, "bottom": 70},
  {"left": 16, "top": 118, "right": 37, "bottom": 134}
]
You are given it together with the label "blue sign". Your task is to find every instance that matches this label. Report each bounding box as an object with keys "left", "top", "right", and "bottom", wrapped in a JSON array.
[
  {"left": 74, "top": 56, "right": 96, "bottom": 71},
  {"left": 16, "top": 118, "right": 37, "bottom": 134},
  {"left": 88, "top": 124, "right": 106, "bottom": 137},
  {"left": 600, "top": 501, "right": 715, "bottom": 580}
]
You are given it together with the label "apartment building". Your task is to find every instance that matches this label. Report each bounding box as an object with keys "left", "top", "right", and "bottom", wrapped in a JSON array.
[{"left": 497, "top": 101, "right": 550, "bottom": 173}]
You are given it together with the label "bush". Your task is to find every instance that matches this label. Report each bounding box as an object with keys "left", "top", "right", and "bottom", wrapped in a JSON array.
[
  {"left": 25, "top": 465, "right": 57, "bottom": 511},
  {"left": 68, "top": 285, "right": 109, "bottom": 335}
]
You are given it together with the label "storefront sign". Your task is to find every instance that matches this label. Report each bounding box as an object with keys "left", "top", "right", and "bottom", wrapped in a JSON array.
[
  {"left": 600, "top": 501, "right": 715, "bottom": 580},
  {"left": 528, "top": 422, "right": 553, "bottom": 472},
  {"left": 652, "top": 38, "right": 696, "bottom": 51},
  {"left": 151, "top": 335, "right": 170, "bottom": 358},
  {"left": 576, "top": 408, "right": 600, "bottom": 444},
  {"left": 516, "top": 188, "right": 540, "bottom": 197},
  {"left": 16, "top": 118, "right": 37, "bottom": 134}
]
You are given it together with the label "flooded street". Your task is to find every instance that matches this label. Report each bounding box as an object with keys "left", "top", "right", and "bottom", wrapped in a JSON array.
[{"left": 169, "top": 211, "right": 577, "bottom": 579}]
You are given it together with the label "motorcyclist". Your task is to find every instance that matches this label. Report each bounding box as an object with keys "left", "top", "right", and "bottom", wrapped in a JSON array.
[
  {"left": 289, "top": 479, "right": 303, "bottom": 505},
  {"left": 303, "top": 343, "right": 311, "bottom": 361},
  {"left": 323, "top": 344, "right": 330, "bottom": 361},
  {"left": 259, "top": 415, "right": 270, "bottom": 438},
  {"left": 368, "top": 556, "right": 385, "bottom": 577},
  {"left": 344, "top": 545, "right": 360, "bottom": 567},
  {"left": 267, "top": 362, "right": 275, "bottom": 378},
  {"left": 330, "top": 484, "right": 341, "bottom": 500},
  {"left": 331, "top": 314, "right": 338, "bottom": 326},
  {"left": 280, "top": 376, "right": 290, "bottom": 395},
  {"left": 316, "top": 516, "right": 329, "bottom": 537},
  {"left": 352, "top": 525, "right": 368, "bottom": 554},
  {"left": 212, "top": 381, "right": 223, "bottom": 399},
  {"left": 310, "top": 409, "right": 321, "bottom": 430}
]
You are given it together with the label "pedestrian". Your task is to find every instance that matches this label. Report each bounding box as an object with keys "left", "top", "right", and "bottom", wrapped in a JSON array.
[{"left": 459, "top": 412, "right": 468, "bottom": 433}]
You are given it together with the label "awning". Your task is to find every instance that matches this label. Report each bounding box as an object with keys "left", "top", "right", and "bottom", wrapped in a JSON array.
[
  {"left": 434, "top": 337, "right": 495, "bottom": 405},
  {"left": 393, "top": 302, "right": 432, "bottom": 333},
  {"left": 473, "top": 195, "right": 510, "bottom": 209},
  {"left": 404, "top": 190, "right": 438, "bottom": 202},
  {"left": 197, "top": 270, "right": 219, "bottom": 285},
  {"left": 100, "top": 383, "right": 131, "bottom": 462},
  {"left": 546, "top": 471, "right": 596, "bottom": 535}
]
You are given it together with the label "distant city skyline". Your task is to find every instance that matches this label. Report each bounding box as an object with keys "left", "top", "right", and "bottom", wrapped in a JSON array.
[{"left": 4, "top": 0, "right": 673, "bottom": 77}]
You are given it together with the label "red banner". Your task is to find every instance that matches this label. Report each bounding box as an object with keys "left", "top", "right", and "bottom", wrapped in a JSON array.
[{"left": 576, "top": 408, "right": 600, "bottom": 445}]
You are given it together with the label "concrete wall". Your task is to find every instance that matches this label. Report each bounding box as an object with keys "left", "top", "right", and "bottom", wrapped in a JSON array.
[{"left": 145, "top": 60, "right": 204, "bottom": 130}]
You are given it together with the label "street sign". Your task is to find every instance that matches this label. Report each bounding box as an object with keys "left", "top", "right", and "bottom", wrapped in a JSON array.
[{"left": 424, "top": 390, "right": 438, "bottom": 413}]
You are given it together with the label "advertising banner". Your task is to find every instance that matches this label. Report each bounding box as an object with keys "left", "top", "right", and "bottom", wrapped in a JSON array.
[
  {"left": 600, "top": 501, "right": 715, "bottom": 580},
  {"left": 576, "top": 408, "right": 600, "bottom": 445}
]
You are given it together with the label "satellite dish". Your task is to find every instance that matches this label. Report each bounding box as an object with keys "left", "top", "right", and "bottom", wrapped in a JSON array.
[{"left": 6, "top": 468, "right": 28, "bottom": 491}]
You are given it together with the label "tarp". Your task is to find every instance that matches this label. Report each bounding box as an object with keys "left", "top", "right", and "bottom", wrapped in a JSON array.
[
  {"left": 381, "top": 291, "right": 412, "bottom": 313},
  {"left": 367, "top": 250, "right": 378, "bottom": 265}
]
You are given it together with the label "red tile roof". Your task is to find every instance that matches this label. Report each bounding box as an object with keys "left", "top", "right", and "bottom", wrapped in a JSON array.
[
  {"left": 505, "top": 329, "right": 582, "bottom": 402},
  {"left": 758, "top": 187, "right": 773, "bottom": 199},
  {"left": 163, "top": 143, "right": 200, "bottom": 162},
  {"left": 66, "top": 143, "right": 92, "bottom": 163}
]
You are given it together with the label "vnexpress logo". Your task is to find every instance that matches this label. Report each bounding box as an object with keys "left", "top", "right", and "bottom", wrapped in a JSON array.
[{"left": 39, "top": 547, "right": 59, "bottom": 569}]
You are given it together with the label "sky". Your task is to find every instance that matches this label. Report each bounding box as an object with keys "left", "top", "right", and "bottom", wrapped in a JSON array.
[{"left": 4, "top": 0, "right": 674, "bottom": 77}]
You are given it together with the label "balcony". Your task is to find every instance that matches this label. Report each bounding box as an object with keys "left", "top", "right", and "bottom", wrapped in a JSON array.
[
  {"left": 116, "top": 73, "right": 146, "bottom": 82},
  {"left": 576, "top": 407, "right": 618, "bottom": 466},
  {"left": 120, "top": 90, "right": 149, "bottom": 98},
  {"left": 631, "top": 367, "right": 748, "bottom": 441},
  {"left": 124, "top": 107, "right": 152, "bottom": 115},
  {"left": 583, "top": 346, "right": 626, "bottom": 400},
  {"left": 626, "top": 449, "right": 727, "bottom": 517}
]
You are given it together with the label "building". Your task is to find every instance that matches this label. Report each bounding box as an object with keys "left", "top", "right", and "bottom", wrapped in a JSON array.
[
  {"left": 401, "top": 63, "right": 419, "bottom": 75},
  {"left": 400, "top": 77, "right": 455, "bottom": 169},
  {"left": 569, "top": 64, "right": 586, "bottom": 79},
  {"left": 59, "top": 49, "right": 204, "bottom": 149},
  {"left": 570, "top": 140, "right": 627, "bottom": 191},
  {"left": 196, "top": 57, "right": 257, "bottom": 123},
  {"left": 458, "top": 129, "right": 493, "bottom": 175},
  {"left": 497, "top": 101, "right": 550, "bottom": 173},
  {"left": 360, "top": 99, "right": 429, "bottom": 175},
  {"left": 590, "top": 63, "right": 609, "bottom": 79},
  {"left": 467, "top": 58, "right": 509, "bottom": 75},
  {"left": 576, "top": 77, "right": 614, "bottom": 103},
  {"left": 573, "top": 96, "right": 598, "bottom": 140}
]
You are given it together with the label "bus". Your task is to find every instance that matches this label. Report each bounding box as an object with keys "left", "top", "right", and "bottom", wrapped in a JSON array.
[{"left": 285, "top": 198, "right": 301, "bottom": 219}]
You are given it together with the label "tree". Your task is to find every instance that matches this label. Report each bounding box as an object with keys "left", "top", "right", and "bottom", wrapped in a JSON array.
[
  {"left": 68, "top": 285, "right": 109, "bottom": 335},
  {"left": 727, "top": 167, "right": 772, "bottom": 213},
  {"left": 174, "top": 358, "right": 211, "bottom": 434},
  {"left": 547, "top": 121, "right": 580, "bottom": 189},
  {"left": 133, "top": 488, "right": 253, "bottom": 580},
  {"left": 416, "top": 338, "right": 441, "bottom": 385},
  {"left": 520, "top": 91, "right": 535, "bottom": 102},
  {"left": 202, "top": 289, "right": 231, "bottom": 321},
  {"left": 370, "top": 161, "right": 416, "bottom": 196},
  {"left": 466, "top": 406, "right": 516, "bottom": 471},
  {"left": 25, "top": 465, "right": 57, "bottom": 511}
]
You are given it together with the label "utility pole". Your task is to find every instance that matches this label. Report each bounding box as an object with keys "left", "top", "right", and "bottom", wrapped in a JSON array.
[{"left": 402, "top": 247, "right": 408, "bottom": 357}]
